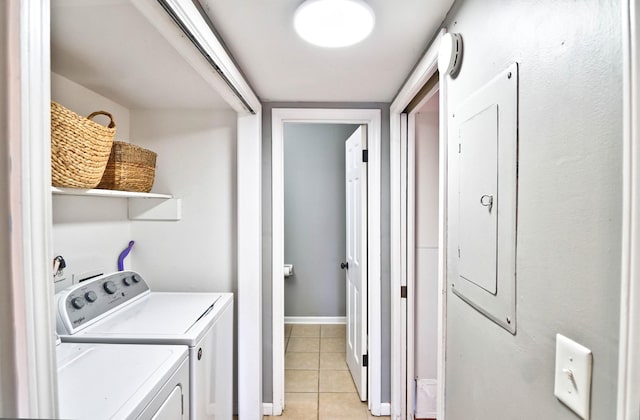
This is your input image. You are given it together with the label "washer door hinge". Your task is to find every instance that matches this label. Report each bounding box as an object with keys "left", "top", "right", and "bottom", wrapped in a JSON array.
[
  {"left": 401, "top": 286, "right": 407, "bottom": 298},
  {"left": 362, "top": 149, "right": 369, "bottom": 163},
  {"left": 363, "top": 354, "right": 368, "bottom": 367}
]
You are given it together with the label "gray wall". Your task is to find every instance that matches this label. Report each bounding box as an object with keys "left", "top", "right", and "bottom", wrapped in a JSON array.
[
  {"left": 441, "top": 0, "right": 621, "bottom": 418},
  {"left": 262, "top": 103, "right": 391, "bottom": 403},
  {"left": 283, "top": 123, "right": 358, "bottom": 317}
]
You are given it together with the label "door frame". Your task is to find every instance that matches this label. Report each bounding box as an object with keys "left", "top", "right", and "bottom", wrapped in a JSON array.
[
  {"left": 390, "top": 28, "right": 448, "bottom": 420},
  {"left": 9, "top": 0, "right": 58, "bottom": 416},
  {"left": 271, "top": 108, "right": 382, "bottom": 416},
  {"left": 406, "top": 87, "right": 440, "bottom": 420},
  {"left": 618, "top": 1, "right": 640, "bottom": 419}
]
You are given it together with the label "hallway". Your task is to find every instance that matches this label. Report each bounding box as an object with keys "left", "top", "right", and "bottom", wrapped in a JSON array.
[{"left": 262, "top": 324, "right": 388, "bottom": 420}]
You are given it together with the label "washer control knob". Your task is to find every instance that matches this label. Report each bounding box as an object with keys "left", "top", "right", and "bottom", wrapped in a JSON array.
[
  {"left": 85, "top": 291, "right": 98, "bottom": 302},
  {"left": 131, "top": 274, "right": 140, "bottom": 283},
  {"left": 71, "top": 297, "right": 86, "bottom": 309},
  {"left": 103, "top": 280, "right": 117, "bottom": 294},
  {"left": 122, "top": 277, "right": 132, "bottom": 286}
]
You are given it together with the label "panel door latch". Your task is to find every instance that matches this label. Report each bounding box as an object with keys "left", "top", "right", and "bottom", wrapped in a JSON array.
[{"left": 480, "top": 194, "right": 494, "bottom": 212}]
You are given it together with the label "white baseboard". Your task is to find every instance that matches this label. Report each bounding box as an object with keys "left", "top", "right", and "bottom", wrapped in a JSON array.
[
  {"left": 264, "top": 402, "right": 283, "bottom": 416},
  {"left": 284, "top": 316, "right": 346, "bottom": 324},
  {"left": 415, "top": 410, "right": 437, "bottom": 419},
  {"left": 415, "top": 378, "right": 437, "bottom": 419},
  {"left": 379, "top": 403, "right": 391, "bottom": 416},
  {"left": 370, "top": 402, "right": 391, "bottom": 416}
]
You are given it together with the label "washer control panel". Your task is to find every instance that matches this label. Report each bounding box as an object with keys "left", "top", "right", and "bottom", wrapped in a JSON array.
[{"left": 56, "top": 271, "right": 150, "bottom": 334}]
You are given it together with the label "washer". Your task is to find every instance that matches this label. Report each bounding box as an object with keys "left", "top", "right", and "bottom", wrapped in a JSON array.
[
  {"left": 57, "top": 340, "right": 189, "bottom": 420},
  {"left": 55, "top": 271, "right": 233, "bottom": 420}
]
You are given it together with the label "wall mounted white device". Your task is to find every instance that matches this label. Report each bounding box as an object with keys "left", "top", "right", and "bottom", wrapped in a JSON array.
[
  {"left": 554, "top": 334, "right": 593, "bottom": 420},
  {"left": 437, "top": 32, "right": 463, "bottom": 77},
  {"left": 450, "top": 63, "right": 519, "bottom": 334}
]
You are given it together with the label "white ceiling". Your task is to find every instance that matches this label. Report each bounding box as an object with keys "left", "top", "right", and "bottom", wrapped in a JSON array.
[
  {"left": 51, "top": 0, "right": 231, "bottom": 110},
  {"left": 198, "top": 0, "right": 454, "bottom": 103}
]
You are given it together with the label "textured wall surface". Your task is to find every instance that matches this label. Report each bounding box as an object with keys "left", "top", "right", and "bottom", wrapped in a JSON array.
[{"left": 442, "top": 1, "right": 622, "bottom": 418}]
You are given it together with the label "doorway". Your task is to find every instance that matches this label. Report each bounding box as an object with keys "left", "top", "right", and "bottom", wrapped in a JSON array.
[
  {"left": 390, "top": 28, "right": 448, "bottom": 420},
  {"left": 282, "top": 123, "right": 358, "bottom": 325},
  {"left": 281, "top": 122, "right": 365, "bottom": 413},
  {"left": 407, "top": 90, "right": 440, "bottom": 420},
  {"left": 271, "top": 108, "right": 383, "bottom": 416}
]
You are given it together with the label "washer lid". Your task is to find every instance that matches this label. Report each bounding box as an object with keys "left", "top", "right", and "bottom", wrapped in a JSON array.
[
  {"left": 57, "top": 342, "right": 187, "bottom": 420},
  {"left": 66, "top": 293, "right": 227, "bottom": 345}
]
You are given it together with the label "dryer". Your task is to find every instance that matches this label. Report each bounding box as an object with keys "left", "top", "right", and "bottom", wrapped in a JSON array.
[
  {"left": 55, "top": 271, "right": 233, "bottom": 420},
  {"left": 57, "top": 340, "right": 189, "bottom": 420}
]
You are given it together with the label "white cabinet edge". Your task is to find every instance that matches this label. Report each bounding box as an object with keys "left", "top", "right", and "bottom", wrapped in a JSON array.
[{"left": 128, "top": 198, "right": 182, "bottom": 221}]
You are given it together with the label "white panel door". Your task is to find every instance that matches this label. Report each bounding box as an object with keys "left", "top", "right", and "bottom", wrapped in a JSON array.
[{"left": 345, "top": 126, "right": 368, "bottom": 401}]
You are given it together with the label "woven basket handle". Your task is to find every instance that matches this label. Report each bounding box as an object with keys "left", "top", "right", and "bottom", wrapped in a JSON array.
[{"left": 87, "top": 111, "right": 116, "bottom": 129}]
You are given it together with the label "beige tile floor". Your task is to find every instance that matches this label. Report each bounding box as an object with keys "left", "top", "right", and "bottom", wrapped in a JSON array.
[{"left": 260, "top": 323, "right": 390, "bottom": 420}]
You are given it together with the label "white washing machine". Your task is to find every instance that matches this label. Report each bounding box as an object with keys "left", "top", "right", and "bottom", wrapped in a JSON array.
[
  {"left": 55, "top": 271, "right": 233, "bottom": 420},
  {"left": 57, "top": 340, "right": 189, "bottom": 420}
]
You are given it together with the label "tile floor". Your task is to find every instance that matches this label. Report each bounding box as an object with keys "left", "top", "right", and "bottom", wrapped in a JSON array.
[{"left": 261, "top": 323, "right": 390, "bottom": 420}]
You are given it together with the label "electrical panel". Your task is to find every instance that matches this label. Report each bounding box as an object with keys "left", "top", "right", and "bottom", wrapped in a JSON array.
[{"left": 451, "top": 63, "right": 519, "bottom": 334}]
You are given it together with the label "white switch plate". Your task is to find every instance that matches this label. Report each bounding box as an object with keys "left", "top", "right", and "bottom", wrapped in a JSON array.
[{"left": 554, "top": 334, "right": 593, "bottom": 419}]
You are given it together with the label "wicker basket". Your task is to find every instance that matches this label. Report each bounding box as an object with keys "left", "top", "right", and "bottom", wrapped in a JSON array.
[
  {"left": 97, "top": 141, "right": 157, "bottom": 193},
  {"left": 51, "top": 101, "right": 116, "bottom": 189}
]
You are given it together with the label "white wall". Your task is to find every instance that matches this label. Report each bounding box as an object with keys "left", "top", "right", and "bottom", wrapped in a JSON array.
[
  {"left": 51, "top": 73, "right": 130, "bottom": 139},
  {"left": 414, "top": 108, "right": 439, "bottom": 416},
  {"left": 131, "top": 109, "right": 237, "bottom": 292},
  {"left": 51, "top": 74, "right": 238, "bottom": 295},
  {"left": 443, "top": 0, "right": 621, "bottom": 418}
]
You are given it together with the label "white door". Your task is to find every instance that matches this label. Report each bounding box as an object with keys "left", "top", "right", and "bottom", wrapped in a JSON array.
[{"left": 345, "top": 126, "right": 368, "bottom": 401}]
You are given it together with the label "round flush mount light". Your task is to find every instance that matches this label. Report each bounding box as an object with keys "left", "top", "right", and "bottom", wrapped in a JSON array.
[{"left": 294, "top": 0, "right": 375, "bottom": 48}]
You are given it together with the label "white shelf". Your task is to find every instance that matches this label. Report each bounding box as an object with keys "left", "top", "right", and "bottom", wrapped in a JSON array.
[
  {"left": 52, "top": 187, "right": 172, "bottom": 199},
  {"left": 52, "top": 187, "right": 182, "bottom": 221}
]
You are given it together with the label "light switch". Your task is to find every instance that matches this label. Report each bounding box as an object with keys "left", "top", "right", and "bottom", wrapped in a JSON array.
[{"left": 554, "top": 334, "right": 592, "bottom": 419}]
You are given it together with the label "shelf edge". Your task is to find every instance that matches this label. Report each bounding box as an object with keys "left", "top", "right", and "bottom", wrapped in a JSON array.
[{"left": 51, "top": 187, "right": 172, "bottom": 199}]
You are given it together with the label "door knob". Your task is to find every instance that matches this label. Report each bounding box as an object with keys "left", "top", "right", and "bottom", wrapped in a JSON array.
[{"left": 340, "top": 262, "right": 349, "bottom": 270}]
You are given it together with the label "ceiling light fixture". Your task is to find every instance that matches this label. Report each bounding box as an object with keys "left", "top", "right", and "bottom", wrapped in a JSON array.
[{"left": 294, "top": 0, "right": 375, "bottom": 48}]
